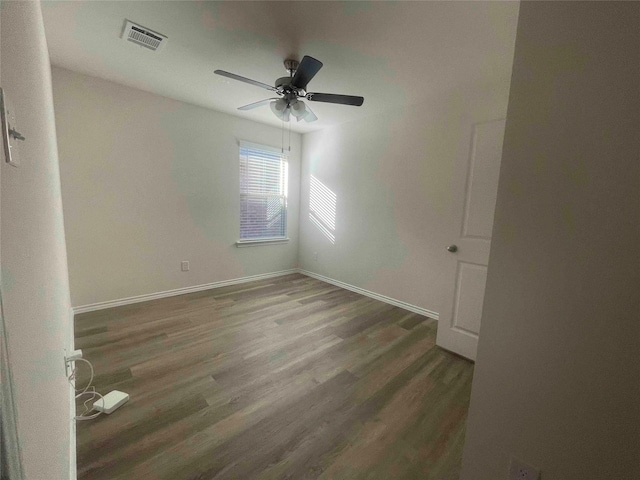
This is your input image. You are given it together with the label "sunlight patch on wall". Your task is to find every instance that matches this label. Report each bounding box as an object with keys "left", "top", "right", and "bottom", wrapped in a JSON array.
[{"left": 309, "top": 175, "right": 336, "bottom": 244}]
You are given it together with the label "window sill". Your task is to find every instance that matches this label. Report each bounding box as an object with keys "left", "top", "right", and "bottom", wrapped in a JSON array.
[{"left": 236, "top": 238, "right": 290, "bottom": 248}]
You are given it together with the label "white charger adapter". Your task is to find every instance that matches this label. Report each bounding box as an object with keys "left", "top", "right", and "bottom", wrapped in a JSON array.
[{"left": 93, "top": 390, "right": 129, "bottom": 414}]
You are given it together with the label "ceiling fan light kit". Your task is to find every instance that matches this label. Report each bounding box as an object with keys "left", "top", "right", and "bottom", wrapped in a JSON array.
[
  {"left": 272, "top": 98, "right": 287, "bottom": 112},
  {"left": 270, "top": 99, "right": 290, "bottom": 122},
  {"left": 214, "top": 55, "right": 364, "bottom": 123},
  {"left": 290, "top": 100, "right": 306, "bottom": 118}
]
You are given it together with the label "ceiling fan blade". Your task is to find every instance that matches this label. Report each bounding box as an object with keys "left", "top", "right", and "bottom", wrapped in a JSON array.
[
  {"left": 302, "top": 104, "right": 318, "bottom": 122},
  {"left": 238, "top": 98, "right": 278, "bottom": 111},
  {"left": 291, "top": 56, "right": 323, "bottom": 90},
  {"left": 307, "top": 92, "right": 364, "bottom": 106},
  {"left": 214, "top": 70, "right": 277, "bottom": 91}
]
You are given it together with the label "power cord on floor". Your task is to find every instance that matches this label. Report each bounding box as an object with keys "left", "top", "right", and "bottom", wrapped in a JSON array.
[{"left": 67, "top": 357, "right": 105, "bottom": 421}]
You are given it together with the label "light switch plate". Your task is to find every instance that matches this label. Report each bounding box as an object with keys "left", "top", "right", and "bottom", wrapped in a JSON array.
[{"left": 0, "top": 88, "right": 21, "bottom": 167}]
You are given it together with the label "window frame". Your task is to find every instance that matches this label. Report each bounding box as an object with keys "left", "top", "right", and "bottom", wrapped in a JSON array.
[{"left": 236, "top": 141, "right": 289, "bottom": 247}]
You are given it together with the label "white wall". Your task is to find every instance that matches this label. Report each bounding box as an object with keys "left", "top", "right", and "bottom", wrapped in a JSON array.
[
  {"left": 52, "top": 67, "right": 301, "bottom": 308},
  {"left": 299, "top": 81, "right": 512, "bottom": 315},
  {"left": 1, "top": 2, "right": 73, "bottom": 479},
  {"left": 461, "top": 2, "right": 640, "bottom": 479}
]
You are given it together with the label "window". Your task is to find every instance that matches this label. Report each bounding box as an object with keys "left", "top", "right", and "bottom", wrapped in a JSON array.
[{"left": 238, "top": 142, "right": 288, "bottom": 243}]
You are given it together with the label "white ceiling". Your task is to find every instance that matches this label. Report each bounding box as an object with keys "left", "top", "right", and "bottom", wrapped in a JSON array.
[{"left": 42, "top": 1, "right": 519, "bottom": 133}]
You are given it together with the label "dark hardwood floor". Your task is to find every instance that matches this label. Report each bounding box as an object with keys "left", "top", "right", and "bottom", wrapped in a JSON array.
[{"left": 74, "top": 273, "right": 473, "bottom": 480}]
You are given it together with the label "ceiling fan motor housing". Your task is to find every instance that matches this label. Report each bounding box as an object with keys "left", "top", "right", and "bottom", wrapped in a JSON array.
[
  {"left": 275, "top": 76, "right": 292, "bottom": 88},
  {"left": 275, "top": 79, "right": 306, "bottom": 99}
]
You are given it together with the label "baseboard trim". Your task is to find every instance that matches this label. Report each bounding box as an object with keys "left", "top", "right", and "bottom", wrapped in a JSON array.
[
  {"left": 72, "top": 269, "right": 299, "bottom": 314},
  {"left": 69, "top": 383, "right": 77, "bottom": 480},
  {"left": 68, "top": 308, "right": 77, "bottom": 480},
  {"left": 297, "top": 269, "right": 439, "bottom": 320},
  {"left": 72, "top": 268, "right": 439, "bottom": 321}
]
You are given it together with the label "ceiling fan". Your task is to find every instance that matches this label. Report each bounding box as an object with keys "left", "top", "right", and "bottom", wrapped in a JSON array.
[{"left": 214, "top": 56, "right": 364, "bottom": 123}]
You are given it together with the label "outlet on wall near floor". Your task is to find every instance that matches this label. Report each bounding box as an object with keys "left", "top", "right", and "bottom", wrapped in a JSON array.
[
  {"left": 181, "top": 261, "right": 189, "bottom": 272},
  {"left": 313, "top": 252, "right": 318, "bottom": 261},
  {"left": 509, "top": 458, "right": 540, "bottom": 480}
]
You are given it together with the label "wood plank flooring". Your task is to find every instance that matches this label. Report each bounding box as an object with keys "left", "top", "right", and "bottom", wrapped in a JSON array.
[{"left": 74, "top": 273, "right": 473, "bottom": 480}]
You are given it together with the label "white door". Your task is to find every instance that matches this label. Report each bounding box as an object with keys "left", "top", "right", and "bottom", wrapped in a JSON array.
[{"left": 436, "top": 118, "right": 506, "bottom": 361}]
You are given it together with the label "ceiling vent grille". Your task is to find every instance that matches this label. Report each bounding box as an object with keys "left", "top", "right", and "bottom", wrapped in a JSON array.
[{"left": 122, "top": 20, "right": 167, "bottom": 52}]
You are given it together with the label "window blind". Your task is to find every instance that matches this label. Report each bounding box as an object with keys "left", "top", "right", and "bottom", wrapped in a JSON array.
[{"left": 239, "top": 142, "right": 288, "bottom": 240}]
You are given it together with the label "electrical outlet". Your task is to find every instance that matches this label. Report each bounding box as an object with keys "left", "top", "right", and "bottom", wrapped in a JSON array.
[
  {"left": 509, "top": 458, "right": 540, "bottom": 480},
  {"left": 64, "top": 349, "right": 83, "bottom": 376},
  {"left": 181, "top": 261, "right": 189, "bottom": 272},
  {"left": 313, "top": 252, "right": 318, "bottom": 261}
]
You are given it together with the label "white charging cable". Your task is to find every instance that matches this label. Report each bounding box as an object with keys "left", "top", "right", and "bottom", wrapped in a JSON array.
[{"left": 67, "top": 357, "right": 105, "bottom": 421}]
